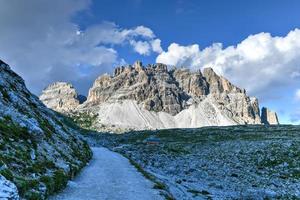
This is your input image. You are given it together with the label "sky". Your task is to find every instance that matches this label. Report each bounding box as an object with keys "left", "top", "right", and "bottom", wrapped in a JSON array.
[{"left": 0, "top": 0, "right": 300, "bottom": 124}]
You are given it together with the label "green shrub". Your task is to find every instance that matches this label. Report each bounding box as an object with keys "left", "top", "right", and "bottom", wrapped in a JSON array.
[
  {"left": 24, "top": 191, "right": 42, "bottom": 200},
  {"left": 53, "top": 170, "right": 68, "bottom": 192},
  {"left": 0, "top": 168, "right": 14, "bottom": 181}
]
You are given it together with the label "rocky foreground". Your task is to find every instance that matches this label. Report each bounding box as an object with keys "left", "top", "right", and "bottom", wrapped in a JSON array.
[
  {"left": 0, "top": 60, "right": 92, "bottom": 199},
  {"left": 40, "top": 61, "right": 279, "bottom": 133},
  {"left": 89, "top": 125, "right": 300, "bottom": 199}
]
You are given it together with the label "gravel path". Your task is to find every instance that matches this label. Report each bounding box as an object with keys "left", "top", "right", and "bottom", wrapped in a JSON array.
[{"left": 50, "top": 147, "right": 162, "bottom": 200}]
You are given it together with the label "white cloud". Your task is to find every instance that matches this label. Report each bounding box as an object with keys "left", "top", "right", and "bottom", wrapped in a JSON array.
[
  {"left": 151, "top": 39, "right": 163, "bottom": 53},
  {"left": 130, "top": 40, "right": 151, "bottom": 55},
  {"left": 156, "top": 29, "right": 300, "bottom": 100},
  {"left": 0, "top": 0, "right": 161, "bottom": 95},
  {"left": 132, "top": 26, "right": 155, "bottom": 38},
  {"left": 295, "top": 89, "right": 300, "bottom": 101},
  {"left": 129, "top": 39, "right": 163, "bottom": 55},
  {"left": 156, "top": 43, "right": 201, "bottom": 66}
]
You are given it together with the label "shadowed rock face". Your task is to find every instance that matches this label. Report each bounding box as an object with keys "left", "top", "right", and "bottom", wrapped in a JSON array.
[
  {"left": 87, "top": 62, "right": 190, "bottom": 115},
  {"left": 261, "top": 107, "right": 279, "bottom": 125},
  {"left": 40, "top": 61, "right": 279, "bottom": 131}
]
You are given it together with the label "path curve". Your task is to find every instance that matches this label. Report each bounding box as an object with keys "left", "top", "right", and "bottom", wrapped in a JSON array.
[{"left": 50, "top": 147, "right": 162, "bottom": 200}]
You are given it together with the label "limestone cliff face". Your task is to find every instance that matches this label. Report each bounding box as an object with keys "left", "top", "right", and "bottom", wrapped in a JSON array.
[
  {"left": 261, "top": 107, "right": 279, "bottom": 125},
  {"left": 202, "top": 68, "right": 244, "bottom": 94},
  {"left": 40, "top": 61, "right": 279, "bottom": 132},
  {"left": 86, "top": 61, "right": 188, "bottom": 115},
  {"left": 39, "top": 82, "right": 85, "bottom": 113},
  {"left": 82, "top": 61, "right": 263, "bottom": 129}
]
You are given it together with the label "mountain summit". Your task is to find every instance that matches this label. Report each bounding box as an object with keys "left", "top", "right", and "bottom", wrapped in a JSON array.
[{"left": 40, "top": 61, "right": 279, "bottom": 132}]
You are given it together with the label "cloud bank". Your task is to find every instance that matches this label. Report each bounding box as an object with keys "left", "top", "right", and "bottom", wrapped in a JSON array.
[
  {"left": 156, "top": 30, "right": 300, "bottom": 100},
  {"left": 0, "top": 0, "right": 161, "bottom": 94}
]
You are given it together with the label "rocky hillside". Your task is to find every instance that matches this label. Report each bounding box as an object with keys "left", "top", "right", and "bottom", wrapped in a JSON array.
[
  {"left": 90, "top": 125, "right": 300, "bottom": 199},
  {"left": 0, "top": 60, "right": 92, "bottom": 199},
  {"left": 40, "top": 61, "right": 279, "bottom": 132}
]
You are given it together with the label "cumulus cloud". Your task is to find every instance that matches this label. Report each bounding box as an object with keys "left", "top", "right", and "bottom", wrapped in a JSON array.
[
  {"left": 157, "top": 43, "right": 200, "bottom": 66},
  {"left": 131, "top": 26, "right": 155, "bottom": 38},
  {"left": 130, "top": 40, "right": 151, "bottom": 55},
  {"left": 0, "top": 0, "right": 161, "bottom": 95},
  {"left": 151, "top": 39, "right": 163, "bottom": 53},
  {"left": 129, "top": 39, "right": 163, "bottom": 55},
  {"left": 156, "top": 30, "right": 300, "bottom": 100}
]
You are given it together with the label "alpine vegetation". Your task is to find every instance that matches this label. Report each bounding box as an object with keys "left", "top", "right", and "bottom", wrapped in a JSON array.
[
  {"left": 0, "top": 60, "right": 92, "bottom": 199},
  {"left": 90, "top": 125, "right": 300, "bottom": 199}
]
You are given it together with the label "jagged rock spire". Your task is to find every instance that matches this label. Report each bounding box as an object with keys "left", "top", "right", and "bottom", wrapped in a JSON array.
[{"left": 261, "top": 107, "right": 279, "bottom": 125}]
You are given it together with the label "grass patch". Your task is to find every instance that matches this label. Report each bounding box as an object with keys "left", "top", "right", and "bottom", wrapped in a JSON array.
[
  {"left": 122, "top": 154, "right": 174, "bottom": 200},
  {"left": 0, "top": 87, "right": 10, "bottom": 102},
  {"left": 187, "top": 189, "right": 211, "bottom": 196}
]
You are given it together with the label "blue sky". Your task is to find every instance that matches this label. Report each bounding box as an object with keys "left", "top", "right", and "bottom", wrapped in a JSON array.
[
  {"left": 0, "top": 0, "right": 300, "bottom": 124},
  {"left": 79, "top": 0, "right": 300, "bottom": 63}
]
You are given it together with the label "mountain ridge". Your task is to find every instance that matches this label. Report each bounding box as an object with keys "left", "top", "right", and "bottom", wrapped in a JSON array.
[{"left": 40, "top": 61, "right": 279, "bottom": 132}]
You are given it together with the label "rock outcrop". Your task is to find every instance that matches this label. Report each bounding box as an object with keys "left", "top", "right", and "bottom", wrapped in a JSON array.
[
  {"left": 87, "top": 62, "right": 188, "bottom": 115},
  {"left": 0, "top": 175, "right": 19, "bottom": 200},
  {"left": 261, "top": 107, "right": 279, "bottom": 125},
  {"left": 39, "top": 82, "right": 85, "bottom": 113},
  {"left": 41, "top": 61, "right": 279, "bottom": 132},
  {"left": 0, "top": 60, "right": 92, "bottom": 199}
]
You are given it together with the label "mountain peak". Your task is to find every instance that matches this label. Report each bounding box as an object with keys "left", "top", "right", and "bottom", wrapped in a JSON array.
[
  {"left": 40, "top": 81, "right": 85, "bottom": 113},
  {"left": 40, "top": 61, "right": 279, "bottom": 132},
  {"left": 261, "top": 107, "right": 279, "bottom": 125}
]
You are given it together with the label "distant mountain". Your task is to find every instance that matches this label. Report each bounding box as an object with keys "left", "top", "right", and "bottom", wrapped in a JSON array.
[
  {"left": 261, "top": 107, "right": 279, "bottom": 125},
  {"left": 0, "top": 60, "right": 92, "bottom": 199},
  {"left": 40, "top": 61, "right": 279, "bottom": 132},
  {"left": 39, "top": 82, "right": 86, "bottom": 113}
]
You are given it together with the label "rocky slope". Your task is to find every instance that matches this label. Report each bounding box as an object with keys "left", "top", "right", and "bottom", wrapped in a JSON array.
[
  {"left": 90, "top": 125, "right": 300, "bottom": 199},
  {"left": 0, "top": 175, "right": 19, "bottom": 199},
  {"left": 0, "top": 60, "right": 92, "bottom": 199},
  {"left": 40, "top": 61, "right": 279, "bottom": 132}
]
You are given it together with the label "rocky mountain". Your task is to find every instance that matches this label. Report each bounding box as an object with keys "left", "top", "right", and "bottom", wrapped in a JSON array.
[
  {"left": 40, "top": 61, "right": 279, "bottom": 132},
  {"left": 0, "top": 60, "right": 92, "bottom": 199},
  {"left": 40, "top": 82, "right": 86, "bottom": 113},
  {"left": 261, "top": 107, "right": 279, "bottom": 125}
]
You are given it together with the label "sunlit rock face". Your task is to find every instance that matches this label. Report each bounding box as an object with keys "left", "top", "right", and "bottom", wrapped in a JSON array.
[
  {"left": 39, "top": 82, "right": 86, "bottom": 113},
  {"left": 261, "top": 107, "right": 279, "bottom": 125},
  {"left": 41, "top": 61, "right": 278, "bottom": 132}
]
